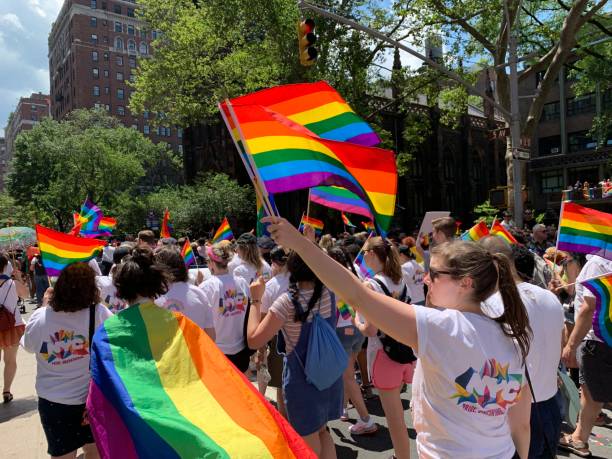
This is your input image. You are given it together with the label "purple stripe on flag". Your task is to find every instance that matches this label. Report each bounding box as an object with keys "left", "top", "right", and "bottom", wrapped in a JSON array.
[{"left": 347, "top": 132, "right": 381, "bottom": 147}]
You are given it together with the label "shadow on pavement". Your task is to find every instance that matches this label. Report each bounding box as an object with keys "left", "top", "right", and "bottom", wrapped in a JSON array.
[{"left": 0, "top": 395, "right": 38, "bottom": 423}]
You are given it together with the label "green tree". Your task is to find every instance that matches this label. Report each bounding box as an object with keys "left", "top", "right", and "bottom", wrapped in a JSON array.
[
  {"left": 0, "top": 193, "right": 39, "bottom": 228},
  {"left": 472, "top": 200, "right": 500, "bottom": 225},
  {"left": 7, "top": 109, "right": 180, "bottom": 231}
]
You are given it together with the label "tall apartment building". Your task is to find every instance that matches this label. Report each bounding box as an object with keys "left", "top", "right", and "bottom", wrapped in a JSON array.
[
  {"left": 48, "top": 0, "right": 182, "bottom": 153},
  {"left": 3, "top": 92, "right": 51, "bottom": 190}
]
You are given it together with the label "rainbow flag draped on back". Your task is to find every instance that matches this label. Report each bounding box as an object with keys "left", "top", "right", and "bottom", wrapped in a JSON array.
[
  {"left": 212, "top": 217, "right": 233, "bottom": 243},
  {"left": 226, "top": 81, "right": 380, "bottom": 146},
  {"left": 36, "top": 225, "right": 106, "bottom": 277},
  {"left": 341, "top": 212, "right": 355, "bottom": 228},
  {"left": 298, "top": 215, "right": 324, "bottom": 236},
  {"left": 219, "top": 101, "right": 397, "bottom": 235},
  {"left": 310, "top": 186, "right": 373, "bottom": 220},
  {"left": 558, "top": 203, "right": 612, "bottom": 260},
  {"left": 181, "top": 239, "right": 195, "bottom": 267},
  {"left": 490, "top": 219, "right": 518, "bottom": 244},
  {"left": 581, "top": 274, "right": 612, "bottom": 347},
  {"left": 87, "top": 303, "right": 314, "bottom": 459},
  {"left": 161, "top": 209, "right": 173, "bottom": 239},
  {"left": 460, "top": 221, "right": 490, "bottom": 242}
]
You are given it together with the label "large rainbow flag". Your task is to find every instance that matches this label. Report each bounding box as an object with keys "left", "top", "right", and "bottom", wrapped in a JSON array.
[
  {"left": 460, "top": 221, "right": 490, "bottom": 242},
  {"left": 581, "top": 273, "right": 612, "bottom": 347},
  {"left": 87, "top": 303, "right": 314, "bottom": 459},
  {"left": 557, "top": 202, "right": 611, "bottom": 259},
  {"left": 310, "top": 186, "right": 373, "bottom": 220},
  {"left": 226, "top": 81, "right": 380, "bottom": 147},
  {"left": 212, "top": 217, "right": 233, "bottom": 243},
  {"left": 490, "top": 219, "right": 518, "bottom": 244},
  {"left": 36, "top": 225, "right": 106, "bottom": 277},
  {"left": 221, "top": 102, "right": 397, "bottom": 234}
]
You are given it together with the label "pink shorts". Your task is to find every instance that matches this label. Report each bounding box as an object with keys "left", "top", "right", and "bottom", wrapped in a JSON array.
[{"left": 371, "top": 349, "right": 416, "bottom": 390}]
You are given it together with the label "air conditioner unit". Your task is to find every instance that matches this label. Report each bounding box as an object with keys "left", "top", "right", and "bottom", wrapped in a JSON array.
[{"left": 550, "top": 147, "right": 559, "bottom": 154}]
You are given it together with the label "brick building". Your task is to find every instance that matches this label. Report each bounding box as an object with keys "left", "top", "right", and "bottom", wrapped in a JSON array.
[
  {"left": 48, "top": 0, "right": 182, "bottom": 154},
  {"left": 2, "top": 92, "right": 51, "bottom": 191}
]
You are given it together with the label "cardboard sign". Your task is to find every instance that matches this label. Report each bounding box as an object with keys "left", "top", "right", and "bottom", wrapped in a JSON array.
[{"left": 417, "top": 211, "right": 450, "bottom": 247}]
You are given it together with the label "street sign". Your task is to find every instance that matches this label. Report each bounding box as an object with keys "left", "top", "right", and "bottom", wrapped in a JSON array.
[{"left": 513, "top": 147, "right": 530, "bottom": 160}]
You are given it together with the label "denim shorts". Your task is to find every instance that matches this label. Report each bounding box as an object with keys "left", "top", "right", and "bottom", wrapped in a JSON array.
[{"left": 336, "top": 326, "right": 365, "bottom": 355}]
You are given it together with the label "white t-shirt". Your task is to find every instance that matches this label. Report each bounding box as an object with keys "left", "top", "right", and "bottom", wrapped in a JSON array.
[
  {"left": 228, "top": 254, "right": 243, "bottom": 274},
  {"left": 96, "top": 275, "right": 127, "bottom": 313},
  {"left": 188, "top": 267, "right": 211, "bottom": 286},
  {"left": 574, "top": 255, "right": 612, "bottom": 343},
  {"left": 401, "top": 260, "right": 425, "bottom": 303},
  {"left": 0, "top": 274, "right": 23, "bottom": 326},
  {"left": 21, "top": 304, "right": 113, "bottom": 405},
  {"left": 261, "top": 271, "right": 290, "bottom": 314},
  {"left": 412, "top": 307, "right": 524, "bottom": 459},
  {"left": 88, "top": 258, "right": 102, "bottom": 276},
  {"left": 484, "top": 282, "right": 564, "bottom": 402},
  {"left": 199, "top": 274, "right": 250, "bottom": 355},
  {"left": 155, "top": 281, "right": 213, "bottom": 331},
  {"left": 233, "top": 260, "right": 272, "bottom": 285}
]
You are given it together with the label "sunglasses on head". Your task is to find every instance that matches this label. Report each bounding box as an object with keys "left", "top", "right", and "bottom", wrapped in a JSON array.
[{"left": 428, "top": 266, "right": 455, "bottom": 282}]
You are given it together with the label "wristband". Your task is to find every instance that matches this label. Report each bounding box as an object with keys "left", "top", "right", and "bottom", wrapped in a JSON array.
[{"left": 252, "top": 299, "right": 262, "bottom": 305}]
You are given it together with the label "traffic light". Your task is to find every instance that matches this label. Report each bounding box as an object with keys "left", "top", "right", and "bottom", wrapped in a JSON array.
[{"left": 298, "top": 18, "right": 317, "bottom": 66}]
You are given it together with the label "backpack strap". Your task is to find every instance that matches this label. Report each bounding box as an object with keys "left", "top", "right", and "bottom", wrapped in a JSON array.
[
  {"left": 89, "top": 304, "right": 96, "bottom": 354},
  {"left": 372, "top": 277, "right": 392, "bottom": 297},
  {"left": 525, "top": 366, "right": 555, "bottom": 459}
]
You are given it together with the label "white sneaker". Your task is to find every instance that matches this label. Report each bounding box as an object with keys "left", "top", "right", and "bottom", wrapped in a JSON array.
[{"left": 348, "top": 417, "right": 378, "bottom": 435}]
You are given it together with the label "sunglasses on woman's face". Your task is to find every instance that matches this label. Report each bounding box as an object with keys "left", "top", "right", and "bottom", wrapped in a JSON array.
[{"left": 428, "top": 267, "right": 455, "bottom": 282}]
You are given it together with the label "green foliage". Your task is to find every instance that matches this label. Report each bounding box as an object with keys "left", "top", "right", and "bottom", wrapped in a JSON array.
[
  {"left": 535, "top": 212, "right": 545, "bottom": 224},
  {"left": 7, "top": 109, "right": 179, "bottom": 231},
  {"left": 0, "top": 193, "right": 39, "bottom": 228},
  {"left": 472, "top": 200, "right": 499, "bottom": 225}
]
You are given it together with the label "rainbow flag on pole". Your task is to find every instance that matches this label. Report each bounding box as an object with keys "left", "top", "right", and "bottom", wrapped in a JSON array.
[
  {"left": 460, "top": 221, "right": 490, "bottom": 242},
  {"left": 581, "top": 273, "right": 612, "bottom": 347},
  {"left": 341, "top": 212, "right": 355, "bottom": 228},
  {"left": 36, "top": 225, "right": 106, "bottom": 277},
  {"left": 212, "top": 217, "right": 234, "bottom": 243},
  {"left": 557, "top": 202, "right": 611, "bottom": 260},
  {"left": 299, "top": 215, "right": 324, "bottom": 236},
  {"left": 354, "top": 251, "right": 375, "bottom": 279},
  {"left": 309, "top": 186, "right": 373, "bottom": 220},
  {"left": 160, "top": 209, "right": 173, "bottom": 239},
  {"left": 362, "top": 221, "right": 376, "bottom": 232},
  {"left": 87, "top": 303, "right": 314, "bottom": 459},
  {"left": 490, "top": 219, "right": 518, "bottom": 244},
  {"left": 181, "top": 239, "right": 195, "bottom": 267},
  {"left": 337, "top": 300, "right": 356, "bottom": 321}
]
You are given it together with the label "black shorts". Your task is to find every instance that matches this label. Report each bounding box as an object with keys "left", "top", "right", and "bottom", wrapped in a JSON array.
[
  {"left": 226, "top": 346, "right": 252, "bottom": 373},
  {"left": 38, "top": 397, "right": 94, "bottom": 456},
  {"left": 578, "top": 340, "right": 612, "bottom": 403},
  {"left": 268, "top": 335, "right": 284, "bottom": 388}
]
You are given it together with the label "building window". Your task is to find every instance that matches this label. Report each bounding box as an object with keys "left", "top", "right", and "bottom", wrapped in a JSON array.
[
  {"left": 143, "top": 110, "right": 149, "bottom": 119},
  {"left": 131, "top": 124, "right": 138, "bottom": 129},
  {"left": 105, "top": 104, "right": 110, "bottom": 111},
  {"left": 151, "top": 30, "right": 158, "bottom": 40},
  {"left": 92, "top": 67, "right": 99, "bottom": 78},
  {"left": 114, "top": 21, "right": 122, "bottom": 33},
  {"left": 91, "top": 0, "right": 97, "bottom": 9},
  {"left": 541, "top": 101, "right": 560, "bottom": 121},
  {"left": 567, "top": 94, "right": 595, "bottom": 117},
  {"left": 127, "top": 24, "right": 134, "bottom": 35},
  {"left": 127, "top": 7, "right": 135, "bottom": 17},
  {"left": 116, "top": 72, "right": 123, "bottom": 81},
  {"left": 93, "top": 85, "right": 100, "bottom": 96},
  {"left": 143, "top": 125, "right": 150, "bottom": 134},
  {"left": 102, "top": 69, "right": 108, "bottom": 77},
  {"left": 177, "top": 145, "right": 183, "bottom": 154},
  {"left": 156, "top": 126, "right": 161, "bottom": 136},
  {"left": 31, "top": 114, "right": 37, "bottom": 121},
  {"left": 90, "top": 16, "right": 97, "bottom": 27},
  {"left": 91, "top": 34, "right": 98, "bottom": 44},
  {"left": 32, "top": 105, "right": 37, "bottom": 111},
  {"left": 104, "top": 86, "right": 109, "bottom": 95},
  {"left": 538, "top": 135, "right": 561, "bottom": 156},
  {"left": 117, "top": 106, "right": 125, "bottom": 116},
  {"left": 116, "top": 56, "right": 123, "bottom": 66},
  {"left": 139, "top": 42, "right": 148, "bottom": 55},
  {"left": 115, "top": 37, "right": 123, "bottom": 51},
  {"left": 113, "top": 4, "right": 122, "bottom": 14},
  {"left": 177, "top": 128, "right": 183, "bottom": 139},
  {"left": 92, "top": 51, "right": 98, "bottom": 61},
  {"left": 127, "top": 39, "right": 136, "bottom": 54},
  {"left": 129, "top": 57, "right": 136, "bottom": 68},
  {"left": 568, "top": 131, "right": 597, "bottom": 152},
  {"left": 103, "top": 52, "right": 109, "bottom": 61},
  {"left": 129, "top": 74, "right": 135, "bottom": 82},
  {"left": 140, "top": 29, "right": 146, "bottom": 39},
  {"left": 103, "top": 35, "right": 109, "bottom": 44},
  {"left": 540, "top": 170, "right": 564, "bottom": 194},
  {"left": 117, "top": 88, "right": 124, "bottom": 100}
]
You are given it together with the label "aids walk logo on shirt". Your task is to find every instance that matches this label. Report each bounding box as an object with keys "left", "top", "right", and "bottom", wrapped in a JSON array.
[
  {"left": 39, "top": 330, "right": 89, "bottom": 365},
  {"left": 450, "top": 358, "right": 523, "bottom": 417},
  {"left": 218, "top": 288, "right": 247, "bottom": 317}
]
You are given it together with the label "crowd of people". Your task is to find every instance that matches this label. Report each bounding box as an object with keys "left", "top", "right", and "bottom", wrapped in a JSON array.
[{"left": 0, "top": 214, "right": 609, "bottom": 459}]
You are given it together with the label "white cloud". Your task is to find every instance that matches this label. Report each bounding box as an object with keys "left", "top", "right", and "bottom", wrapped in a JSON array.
[{"left": 0, "top": 13, "right": 24, "bottom": 31}]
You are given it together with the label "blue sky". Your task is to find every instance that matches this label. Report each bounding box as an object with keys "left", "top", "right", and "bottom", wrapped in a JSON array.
[{"left": 0, "top": 0, "right": 63, "bottom": 136}]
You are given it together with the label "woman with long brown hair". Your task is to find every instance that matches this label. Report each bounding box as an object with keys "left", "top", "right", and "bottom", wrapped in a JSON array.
[{"left": 262, "top": 216, "right": 533, "bottom": 459}]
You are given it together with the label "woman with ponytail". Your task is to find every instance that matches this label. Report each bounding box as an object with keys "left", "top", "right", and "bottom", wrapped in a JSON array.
[
  {"left": 247, "top": 252, "right": 342, "bottom": 459},
  {"left": 262, "top": 217, "right": 533, "bottom": 459}
]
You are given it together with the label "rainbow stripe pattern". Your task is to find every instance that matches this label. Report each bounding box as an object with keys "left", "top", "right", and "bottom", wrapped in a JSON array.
[
  {"left": 310, "top": 186, "right": 373, "bottom": 220},
  {"left": 98, "top": 217, "right": 117, "bottom": 235},
  {"left": 161, "top": 209, "right": 173, "bottom": 239},
  {"left": 354, "top": 251, "right": 374, "bottom": 279},
  {"left": 362, "top": 221, "right": 375, "bottom": 232},
  {"left": 227, "top": 81, "right": 380, "bottom": 146},
  {"left": 581, "top": 274, "right": 612, "bottom": 347},
  {"left": 181, "top": 239, "right": 195, "bottom": 267},
  {"left": 87, "top": 302, "right": 314, "bottom": 459},
  {"left": 36, "top": 225, "right": 106, "bottom": 277},
  {"left": 490, "top": 219, "right": 517, "bottom": 244},
  {"left": 337, "top": 300, "right": 356, "bottom": 321},
  {"left": 341, "top": 212, "right": 355, "bottom": 228},
  {"left": 77, "top": 198, "right": 102, "bottom": 233},
  {"left": 212, "top": 217, "right": 233, "bottom": 243},
  {"left": 460, "top": 221, "right": 490, "bottom": 242},
  {"left": 558, "top": 203, "right": 611, "bottom": 259},
  {"left": 299, "top": 215, "right": 324, "bottom": 236},
  {"left": 220, "top": 102, "right": 397, "bottom": 235}
]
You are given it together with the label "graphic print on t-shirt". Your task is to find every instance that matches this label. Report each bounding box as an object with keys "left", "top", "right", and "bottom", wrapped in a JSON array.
[
  {"left": 39, "top": 330, "right": 89, "bottom": 364},
  {"left": 218, "top": 288, "right": 246, "bottom": 316},
  {"left": 451, "top": 358, "right": 522, "bottom": 416},
  {"left": 161, "top": 298, "right": 185, "bottom": 312}
]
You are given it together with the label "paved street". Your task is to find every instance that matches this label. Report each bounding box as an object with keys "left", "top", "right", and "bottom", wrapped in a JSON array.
[{"left": 0, "top": 304, "right": 611, "bottom": 458}]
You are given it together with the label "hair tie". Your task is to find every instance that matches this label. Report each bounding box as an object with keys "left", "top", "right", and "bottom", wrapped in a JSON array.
[{"left": 206, "top": 246, "right": 223, "bottom": 263}]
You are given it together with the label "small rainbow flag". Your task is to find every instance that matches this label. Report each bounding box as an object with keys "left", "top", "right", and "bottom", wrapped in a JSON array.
[
  {"left": 299, "top": 215, "right": 324, "bottom": 236},
  {"left": 558, "top": 202, "right": 611, "bottom": 259},
  {"left": 460, "top": 221, "right": 490, "bottom": 242},
  {"left": 309, "top": 186, "right": 373, "bottom": 220},
  {"left": 337, "top": 300, "right": 356, "bottom": 321},
  {"left": 36, "top": 225, "right": 106, "bottom": 277},
  {"left": 362, "top": 221, "right": 375, "bottom": 232},
  {"left": 581, "top": 273, "right": 612, "bottom": 347},
  {"left": 87, "top": 302, "right": 314, "bottom": 459},
  {"left": 98, "top": 217, "right": 117, "bottom": 235},
  {"left": 490, "top": 219, "right": 518, "bottom": 244},
  {"left": 161, "top": 209, "right": 173, "bottom": 239},
  {"left": 354, "top": 251, "right": 374, "bottom": 279},
  {"left": 212, "top": 217, "right": 234, "bottom": 243},
  {"left": 341, "top": 212, "right": 355, "bottom": 228},
  {"left": 181, "top": 239, "right": 195, "bottom": 267}
]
